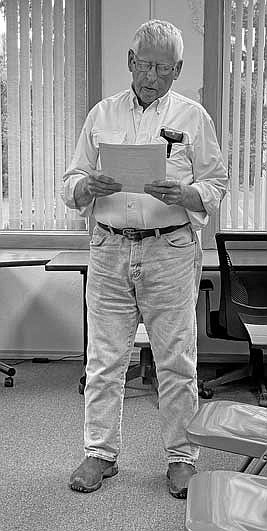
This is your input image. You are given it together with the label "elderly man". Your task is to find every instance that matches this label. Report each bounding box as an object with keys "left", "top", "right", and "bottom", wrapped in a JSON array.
[{"left": 62, "top": 19, "right": 228, "bottom": 499}]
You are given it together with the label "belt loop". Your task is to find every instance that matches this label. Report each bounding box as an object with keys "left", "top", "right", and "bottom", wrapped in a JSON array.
[
  {"left": 108, "top": 225, "right": 115, "bottom": 235},
  {"left": 155, "top": 228, "right": 160, "bottom": 238}
]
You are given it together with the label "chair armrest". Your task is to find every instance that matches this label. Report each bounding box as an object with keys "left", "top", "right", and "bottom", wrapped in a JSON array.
[
  {"left": 199, "top": 279, "right": 214, "bottom": 336},
  {"left": 199, "top": 279, "right": 214, "bottom": 292}
]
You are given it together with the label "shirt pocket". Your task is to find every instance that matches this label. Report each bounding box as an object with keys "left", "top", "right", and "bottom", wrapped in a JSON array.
[
  {"left": 151, "top": 136, "right": 194, "bottom": 182},
  {"left": 92, "top": 129, "right": 126, "bottom": 149},
  {"left": 168, "top": 143, "right": 194, "bottom": 183},
  {"left": 92, "top": 129, "right": 126, "bottom": 170}
]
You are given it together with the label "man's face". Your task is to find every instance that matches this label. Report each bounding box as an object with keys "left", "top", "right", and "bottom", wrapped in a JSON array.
[{"left": 128, "top": 44, "right": 182, "bottom": 109}]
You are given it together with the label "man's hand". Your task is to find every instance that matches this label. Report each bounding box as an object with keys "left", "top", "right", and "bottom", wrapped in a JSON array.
[
  {"left": 144, "top": 180, "right": 205, "bottom": 212},
  {"left": 74, "top": 170, "right": 122, "bottom": 207},
  {"left": 144, "top": 180, "right": 184, "bottom": 205}
]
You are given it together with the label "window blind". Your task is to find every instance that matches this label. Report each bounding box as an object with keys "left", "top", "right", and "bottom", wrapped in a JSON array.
[
  {"left": 221, "top": 0, "right": 267, "bottom": 230},
  {"left": 3, "top": 0, "right": 87, "bottom": 230}
]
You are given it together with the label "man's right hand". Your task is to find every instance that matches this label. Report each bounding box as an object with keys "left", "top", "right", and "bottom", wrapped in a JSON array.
[{"left": 74, "top": 170, "right": 122, "bottom": 207}]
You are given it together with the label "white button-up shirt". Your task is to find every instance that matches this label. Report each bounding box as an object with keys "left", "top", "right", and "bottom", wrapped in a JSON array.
[{"left": 62, "top": 87, "right": 228, "bottom": 230}]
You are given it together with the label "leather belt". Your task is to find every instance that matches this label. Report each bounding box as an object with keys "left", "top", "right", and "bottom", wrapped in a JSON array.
[{"left": 97, "top": 222, "right": 189, "bottom": 241}]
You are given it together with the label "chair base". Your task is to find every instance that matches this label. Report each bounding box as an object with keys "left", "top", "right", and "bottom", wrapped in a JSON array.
[
  {"left": 0, "top": 362, "right": 16, "bottom": 388},
  {"left": 126, "top": 346, "right": 158, "bottom": 392},
  {"left": 198, "top": 347, "right": 267, "bottom": 407}
]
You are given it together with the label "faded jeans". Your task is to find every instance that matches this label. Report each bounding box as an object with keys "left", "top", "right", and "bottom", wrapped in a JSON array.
[{"left": 84, "top": 222, "right": 202, "bottom": 466}]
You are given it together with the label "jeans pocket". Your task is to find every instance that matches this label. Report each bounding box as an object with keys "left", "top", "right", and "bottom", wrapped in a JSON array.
[
  {"left": 163, "top": 226, "right": 196, "bottom": 249},
  {"left": 164, "top": 238, "right": 196, "bottom": 249},
  {"left": 90, "top": 227, "right": 108, "bottom": 247}
]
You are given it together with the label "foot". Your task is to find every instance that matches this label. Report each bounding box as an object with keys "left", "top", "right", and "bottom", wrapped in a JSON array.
[
  {"left": 167, "top": 462, "right": 197, "bottom": 499},
  {"left": 68, "top": 456, "right": 118, "bottom": 493}
]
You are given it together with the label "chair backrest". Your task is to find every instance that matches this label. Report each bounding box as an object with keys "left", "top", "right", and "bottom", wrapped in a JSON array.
[{"left": 215, "top": 232, "right": 267, "bottom": 339}]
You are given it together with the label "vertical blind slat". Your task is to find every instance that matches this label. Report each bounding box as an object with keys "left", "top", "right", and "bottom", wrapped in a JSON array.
[
  {"left": 54, "top": 0, "right": 65, "bottom": 229},
  {"left": 43, "top": 0, "right": 54, "bottom": 229},
  {"left": 254, "top": 0, "right": 266, "bottom": 229},
  {"left": 73, "top": 0, "right": 87, "bottom": 230},
  {"left": 64, "top": 0, "right": 78, "bottom": 229},
  {"left": 220, "top": 0, "right": 231, "bottom": 227},
  {"left": 32, "top": 0, "right": 44, "bottom": 230},
  {"left": 231, "top": 0, "right": 243, "bottom": 228},
  {"left": 0, "top": 73, "right": 2, "bottom": 230},
  {"left": 7, "top": 0, "right": 21, "bottom": 229},
  {"left": 20, "top": 0, "right": 32, "bottom": 229},
  {"left": 243, "top": 0, "right": 254, "bottom": 229}
]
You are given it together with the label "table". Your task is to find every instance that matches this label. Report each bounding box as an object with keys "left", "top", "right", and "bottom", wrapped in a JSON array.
[
  {"left": 45, "top": 252, "right": 89, "bottom": 370},
  {"left": 0, "top": 249, "right": 57, "bottom": 267}
]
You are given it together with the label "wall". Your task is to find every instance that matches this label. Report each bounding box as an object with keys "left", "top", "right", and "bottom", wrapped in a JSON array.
[
  {"left": 0, "top": 0, "right": 249, "bottom": 366},
  {"left": 0, "top": 266, "right": 83, "bottom": 359},
  {"left": 102, "top": 0, "right": 204, "bottom": 102}
]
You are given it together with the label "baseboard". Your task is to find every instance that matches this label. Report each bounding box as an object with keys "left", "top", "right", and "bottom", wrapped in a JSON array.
[
  {"left": 0, "top": 349, "right": 266, "bottom": 366},
  {"left": 0, "top": 348, "right": 141, "bottom": 362},
  {"left": 0, "top": 350, "right": 84, "bottom": 361}
]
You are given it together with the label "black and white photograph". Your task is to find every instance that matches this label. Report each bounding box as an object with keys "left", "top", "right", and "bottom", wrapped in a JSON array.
[{"left": 1, "top": 1, "right": 267, "bottom": 530}]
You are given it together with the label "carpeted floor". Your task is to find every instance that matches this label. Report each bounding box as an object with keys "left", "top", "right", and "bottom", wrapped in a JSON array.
[{"left": 1, "top": 360, "right": 266, "bottom": 531}]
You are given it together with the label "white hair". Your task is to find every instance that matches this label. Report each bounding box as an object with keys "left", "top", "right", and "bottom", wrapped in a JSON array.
[{"left": 131, "top": 19, "right": 184, "bottom": 62}]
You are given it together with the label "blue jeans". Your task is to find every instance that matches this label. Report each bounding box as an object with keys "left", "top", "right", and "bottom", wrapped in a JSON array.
[{"left": 84, "top": 223, "right": 202, "bottom": 466}]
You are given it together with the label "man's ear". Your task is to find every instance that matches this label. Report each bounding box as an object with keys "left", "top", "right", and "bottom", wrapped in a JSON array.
[
  {"left": 128, "top": 49, "right": 135, "bottom": 72},
  {"left": 173, "top": 60, "right": 183, "bottom": 80}
]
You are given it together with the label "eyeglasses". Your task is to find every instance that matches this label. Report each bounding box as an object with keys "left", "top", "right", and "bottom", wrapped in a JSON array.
[{"left": 132, "top": 52, "right": 175, "bottom": 77}]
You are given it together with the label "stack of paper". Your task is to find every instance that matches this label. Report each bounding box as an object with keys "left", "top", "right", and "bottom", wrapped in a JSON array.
[{"left": 99, "top": 143, "right": 166, "bottom": 193}]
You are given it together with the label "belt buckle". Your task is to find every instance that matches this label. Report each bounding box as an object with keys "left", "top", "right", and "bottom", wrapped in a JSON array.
[{"left": 122, "top": 228, "right": 140, "bottom": 240}]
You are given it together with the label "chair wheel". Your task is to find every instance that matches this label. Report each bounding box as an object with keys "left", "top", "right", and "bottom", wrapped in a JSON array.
[
  {"left": 198, "top": 381, "right": 214, "bottom": 399},
  {"left": 4, "top": 377, "right": 14, "bottom": 387},
  {"left": 257, "top": 393, "right": 267, "bottom": 408},
  {"left": 79, "top": 381, "right": 85, "bottom": 395},
  {"left": 78, "top": 373, "right": 86, "bottom": 395}
]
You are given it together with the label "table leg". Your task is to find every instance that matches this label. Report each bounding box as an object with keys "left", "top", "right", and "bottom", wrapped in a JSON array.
[{"left": 79, "top": 269, "right": 87, "bottom": 395}]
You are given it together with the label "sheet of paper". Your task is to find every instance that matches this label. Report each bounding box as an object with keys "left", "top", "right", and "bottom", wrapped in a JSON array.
[{"left": 99, "top": 143, "right": 166, "bottom": 193}]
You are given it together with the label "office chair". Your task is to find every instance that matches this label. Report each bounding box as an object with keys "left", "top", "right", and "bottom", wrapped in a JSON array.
[
  {"left": 198, "top": 231, "right": 267, "bottom": 407},
  {"left": 0, "top": 361, "right": 16, "bottom": 387},
  {"left": 185, "top": 465, "right": 267, "bottom": 530}
]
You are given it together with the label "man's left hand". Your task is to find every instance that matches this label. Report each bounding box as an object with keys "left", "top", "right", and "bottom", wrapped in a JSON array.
[{"left": 144, "top": 180, "right": 184, "bottom": 205}]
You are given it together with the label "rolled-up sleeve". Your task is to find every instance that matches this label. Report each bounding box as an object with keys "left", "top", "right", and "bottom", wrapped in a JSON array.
[
  {"left": 189, "top": 109, "right": 229, "bottom": 224},
  {"left": 61, "top": 112, "right": 98, "bottom": 217}
]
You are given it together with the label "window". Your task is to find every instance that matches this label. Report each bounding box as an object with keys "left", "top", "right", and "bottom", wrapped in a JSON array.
[
  {"left": 0, "top": 0, "right": 100, "bottom": 233},
  {"left": 202, "top": 0, "right": 266, "bottom": 249},
  {"left": 221, "top": 0, "right": 267, "bottom": 230}
]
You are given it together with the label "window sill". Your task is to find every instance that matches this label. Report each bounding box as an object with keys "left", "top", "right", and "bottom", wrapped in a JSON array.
[{"left": 0, "top": 231, "right": 90, "bottom": 249}]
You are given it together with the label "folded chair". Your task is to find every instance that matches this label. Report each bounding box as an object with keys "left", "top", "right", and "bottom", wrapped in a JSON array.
[
  {"left": 186, "top": 400, "right": 267, "bottom": 473},
  {"left": 199, "top": 231, "right": 267, "bottom": 407},
  {"left": 185, "top": 466, "right": 267, "bottom": 531},
  {"left": 185, "top": 400, "right": 267, "bottom": 529}
]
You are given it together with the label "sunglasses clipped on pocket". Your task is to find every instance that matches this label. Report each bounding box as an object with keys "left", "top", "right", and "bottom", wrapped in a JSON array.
[{"left": 160, "top": 128, "right": 185, "bottom": 158}]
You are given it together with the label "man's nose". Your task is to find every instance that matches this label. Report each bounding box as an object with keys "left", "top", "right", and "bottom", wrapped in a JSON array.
[{"left": 146, "top": 65, "right": 158, "bottom": 81}]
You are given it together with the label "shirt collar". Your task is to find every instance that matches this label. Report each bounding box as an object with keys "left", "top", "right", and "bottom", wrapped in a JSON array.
[{"left": 129, "top": 85, "right": 170, "bottom": 113}]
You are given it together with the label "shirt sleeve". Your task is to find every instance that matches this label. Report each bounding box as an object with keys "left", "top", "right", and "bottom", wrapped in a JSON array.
[
  {"left": 61, "top": 112, "right": 98, "bottom": 218},
  {"left": 185, "top": 108, "right": 229, "bottom": 230}
]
